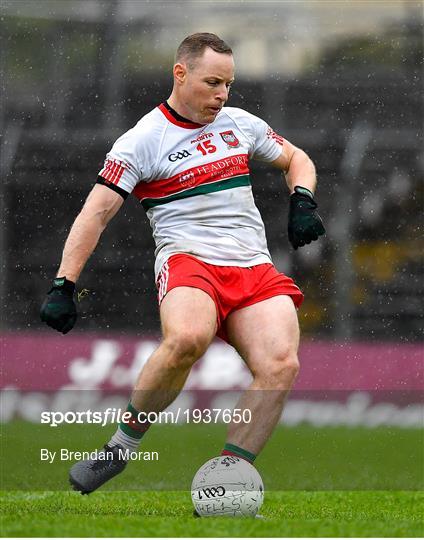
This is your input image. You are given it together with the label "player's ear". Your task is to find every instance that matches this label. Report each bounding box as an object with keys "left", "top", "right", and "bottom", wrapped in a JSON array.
[{"left": 173, "top": 62, "right": 187, "bottom": 84}]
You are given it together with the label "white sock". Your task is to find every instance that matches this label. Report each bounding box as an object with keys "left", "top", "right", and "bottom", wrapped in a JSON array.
[{"left": 109, "top": 427, "right": 141, "bottom": 454}]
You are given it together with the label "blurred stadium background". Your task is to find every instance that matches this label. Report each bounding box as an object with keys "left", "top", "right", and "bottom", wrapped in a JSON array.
[
  {"left": 1, "top": 0, "right": 422, "bottom": 341},
  {"left": 1, "top": 1, "right": 423, "bottom": 432},
  {"left": 1, "top": 7, "right": 423, "bottom": 537},
  {"left": 0, "top": 12, "right": 423, "bottom": 539}
]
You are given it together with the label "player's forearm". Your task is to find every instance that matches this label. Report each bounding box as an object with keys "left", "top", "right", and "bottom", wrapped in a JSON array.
[
  {"left": 56, "top": 210, "right": 106, "bottom": 283},
  {"left": 285, "top": 149, "right": 317, "bottom": 195}
]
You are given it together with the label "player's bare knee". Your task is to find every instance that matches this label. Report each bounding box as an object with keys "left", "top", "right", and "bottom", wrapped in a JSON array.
[
  {"left": 162, "top": 332, "right": 209, "bottom": 369},
  {"left": 281, "top": 354, "right": 300, "bottom": 381},
  {"left": 256, "top": 351, "right": 299, "bottom": 388}
]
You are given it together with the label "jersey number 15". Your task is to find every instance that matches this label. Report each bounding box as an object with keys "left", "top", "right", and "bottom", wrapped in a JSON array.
[{"left": 196, "top": 141, "right": 217, "bottom": 155}]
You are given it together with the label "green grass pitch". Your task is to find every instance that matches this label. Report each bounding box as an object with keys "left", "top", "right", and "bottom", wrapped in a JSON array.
[
  {"left": 1, "top": 490, "right": 423, "bottom": 537},
  {"left": 1, "top": 422, "right": 423, "bottom": 537}
]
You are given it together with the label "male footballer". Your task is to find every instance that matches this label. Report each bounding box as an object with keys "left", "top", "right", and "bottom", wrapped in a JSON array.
[{"left": 40, "top": 33, "right": 325, "bottom": 494}]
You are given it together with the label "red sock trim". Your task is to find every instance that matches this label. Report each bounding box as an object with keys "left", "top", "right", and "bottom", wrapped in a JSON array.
[{"left": 221, "top": 449, "right": 254, "bottom": 464}]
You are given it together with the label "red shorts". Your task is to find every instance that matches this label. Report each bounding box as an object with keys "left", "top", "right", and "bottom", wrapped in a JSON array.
[{"left": 156, "top": 254, "right": 304, "bottom": 342}]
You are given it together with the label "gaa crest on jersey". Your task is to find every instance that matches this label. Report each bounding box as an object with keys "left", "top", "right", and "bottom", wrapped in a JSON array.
[{"left": 220, "top": 130, "right": 240, "bottom": 148}]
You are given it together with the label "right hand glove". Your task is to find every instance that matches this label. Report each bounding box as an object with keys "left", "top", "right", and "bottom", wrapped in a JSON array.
[
  {"left": 40, "top": 277, "right": 77, "bottom": 334},
  {"left": 288, "top": 186, "right": 326, "bottom": 250}
]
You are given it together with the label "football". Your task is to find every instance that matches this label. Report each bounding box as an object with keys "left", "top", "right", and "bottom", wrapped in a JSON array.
[{"left": 191, "top": 455, "right": 264, "bottom": 517}]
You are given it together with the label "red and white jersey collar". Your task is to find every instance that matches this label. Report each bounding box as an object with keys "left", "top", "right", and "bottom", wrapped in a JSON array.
[{"left": 158, "top": 102, "right": 206, "bottom": 129}]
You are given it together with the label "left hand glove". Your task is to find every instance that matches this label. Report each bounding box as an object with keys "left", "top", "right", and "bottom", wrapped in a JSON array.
[
  {"left": 40, "top": 277, "right": 77, "bottom": 334},
  {"left": 288, "top": 186, "right": 325, "bottom": 250}
]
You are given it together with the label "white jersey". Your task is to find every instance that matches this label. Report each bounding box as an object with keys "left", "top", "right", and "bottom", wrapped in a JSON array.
[{"left": 97, "top": 103, "right": 285, "bottom": 278}]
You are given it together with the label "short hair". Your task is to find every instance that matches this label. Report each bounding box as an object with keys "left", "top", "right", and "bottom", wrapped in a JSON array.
[{"left": 175, "top": 33, "right": 232, "bottom": 68}]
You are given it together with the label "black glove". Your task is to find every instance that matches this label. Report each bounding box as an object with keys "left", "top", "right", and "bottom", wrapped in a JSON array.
[
  {"left": 288, "top": 186, "right": 325, "bottom": 250},
  {"left": 40, "top": 277, "right": 77, "bottom": 334}
]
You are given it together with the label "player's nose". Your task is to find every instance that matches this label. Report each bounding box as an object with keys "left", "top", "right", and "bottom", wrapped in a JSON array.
[{"left": 216, "top": 85, "right": 229, "bottom": 102}]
